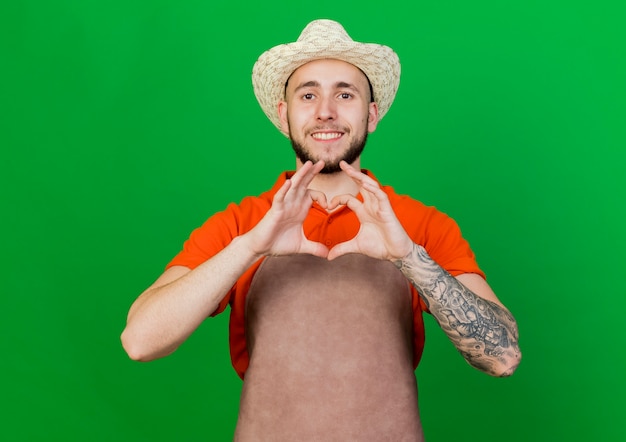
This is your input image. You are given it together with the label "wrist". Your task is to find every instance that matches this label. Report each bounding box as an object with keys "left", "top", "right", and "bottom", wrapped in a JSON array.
[
  {"left": 231, "top": 233, "right": 266, "bottom": 262},
  {"left": 393, "top": 243, "right": 438, "bottom": 278},
  {"left": 390, "top": 239, "right": 417, "bottom": 265}
]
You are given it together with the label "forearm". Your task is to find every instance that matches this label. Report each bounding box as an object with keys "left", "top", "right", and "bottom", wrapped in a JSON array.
[
  {"left": 394, "top": 243, "right": 521, "bottom": 377},
  {"left": 121, "top": 235, "right": 261, "bottom": 361},
  {"left": 122, "top": 162, "right": 331, "bottom": 361}
]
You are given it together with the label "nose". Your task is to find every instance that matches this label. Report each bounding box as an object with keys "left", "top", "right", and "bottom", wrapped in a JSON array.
[{"left": 316, "top": 96, "right": 336, "bottom": 121}]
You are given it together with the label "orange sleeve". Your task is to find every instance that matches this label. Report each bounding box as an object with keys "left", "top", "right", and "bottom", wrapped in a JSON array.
[
  {"left": 166, "top": 204, "right": 241, "bottom": 270},
  {"left": 164, "top": 197, "right": 271, "bottom": 316},
  {"left": 390, "top": 192, "right": 485, "bottom": 315},
  {"left": 422, "top": 208, "right": 485, "bottom": 280},
  {"left": 166, "top": 177, "right": 284, "bottom": 274},
  {"left": 164, "top": 204, "right": 241, "bottom": 316},
  {"left": 391, "top": 193, "right": 485, "bottom": 278}
]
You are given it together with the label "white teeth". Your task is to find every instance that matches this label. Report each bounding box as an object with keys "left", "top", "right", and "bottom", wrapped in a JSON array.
[{"left": 312, "top": 132, "right": 342, "bottom": 140}]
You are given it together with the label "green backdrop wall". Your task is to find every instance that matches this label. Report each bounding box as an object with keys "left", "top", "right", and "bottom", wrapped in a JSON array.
[{"left": 2, "top": 1, "right": 624, "bottom": 440}]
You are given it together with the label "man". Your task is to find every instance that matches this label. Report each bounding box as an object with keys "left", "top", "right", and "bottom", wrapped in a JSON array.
[{"left": 121, "top": 19, "right": 521, "bottom": 441}]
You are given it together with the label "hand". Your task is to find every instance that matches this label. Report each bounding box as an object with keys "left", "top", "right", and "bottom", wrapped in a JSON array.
[
  {"left": 327, "top": 161, "right": 414, "bottom": 261},
  {"left": 247, "top": 160, "right": 330, "bottom": 258}
]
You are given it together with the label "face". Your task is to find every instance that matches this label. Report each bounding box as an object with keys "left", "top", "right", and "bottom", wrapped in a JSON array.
[{"left": 278, "top": 59, "right": 379, "bottom": 174}]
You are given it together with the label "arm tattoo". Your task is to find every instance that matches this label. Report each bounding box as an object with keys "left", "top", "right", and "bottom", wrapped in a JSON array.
[{"left": 394, "top": 244, "right": 521, "bottom": 376}]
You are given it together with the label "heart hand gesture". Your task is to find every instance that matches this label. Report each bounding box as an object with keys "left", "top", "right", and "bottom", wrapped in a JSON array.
[{"left": 326, "top": 161, "right": 414, "bottom": 262}]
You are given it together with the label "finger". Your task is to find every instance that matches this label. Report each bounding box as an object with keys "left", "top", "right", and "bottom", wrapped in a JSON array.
[
  {"left": 308, "top": 189, "right": 328, "bottom": 209},
  {"left": 289, "top": 161, "right": 319, "bottom": 195},
  {"left": 272, "top": 178, "right": 293, "bottom": 204},
  {"left": 339, "top": 160, "right": 363, "bottom": 183},
  {"left": 295, "top": 161, "right": 327, "bottom": 204},
  {"left": 339, "top": 164, "right": 382, "bottom": 208},
  {"left": 339, "top": 160, "right": 354, "bottom": 172},
  {"left": 339, "top": 161, "right": 380, "bottom": 188},
  {"left": 357, "top": 182, "right": 376, "bottom": 206},
  {"left": 348, "top": 175, "right": 389, "bottom": 206},
  {"left": 361, "top": 180, "right": 386, "bottom": 198},
  {"left": 291, "top": 160, "right": 325, "bottom": 193},
  {"left": 311, "top": 159, "right": 325, "bottom": 174},
  {"left": 280, "top": 162, "right": 315, "bottom": 204},
  {"left": 328, "top": 193, "right": 362, "bottom": 212},
  {"left": 288, "top": 161, "right": 314, "bottom": 191}
]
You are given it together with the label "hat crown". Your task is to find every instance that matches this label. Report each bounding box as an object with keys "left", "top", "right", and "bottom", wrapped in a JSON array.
[
  {"left": 252, "top": 19, "right": 400, "bottom": 134},
  {"left": 296, "top": 19, "right": 353, "bottom": 44}
]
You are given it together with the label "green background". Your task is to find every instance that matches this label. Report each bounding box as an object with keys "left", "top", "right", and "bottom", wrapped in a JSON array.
[{"left": 2, "top": 0, "right": 624, "bottom": 440}]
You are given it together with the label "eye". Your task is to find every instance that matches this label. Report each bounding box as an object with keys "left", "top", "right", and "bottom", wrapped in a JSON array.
[
  {"left": 339, "top": 92, "right": 353, "bottom": 99},
  {"left": 302, "top": 93, "right": 315, "bottom": 100}
]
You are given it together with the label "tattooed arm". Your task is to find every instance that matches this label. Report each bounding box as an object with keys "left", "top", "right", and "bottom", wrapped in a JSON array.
[
  {"left": 328, "top": 161, "right": 521, "bottom": 377},
  {"left": 394, "top": 243, "right": 521, "bottom": 377}
]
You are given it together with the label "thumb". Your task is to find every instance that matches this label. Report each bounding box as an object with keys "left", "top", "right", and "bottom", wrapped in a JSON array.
[
  {"left": 327, "top": 239, "right": 357, "bottom": 261},
  {"left": 300, "top": 240, "right": 330, "bottom": 259}
]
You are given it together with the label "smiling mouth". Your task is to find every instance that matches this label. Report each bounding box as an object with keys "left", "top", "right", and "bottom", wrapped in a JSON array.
[{"left": 311, "top": 132, "right": 343, "bottom": 141}]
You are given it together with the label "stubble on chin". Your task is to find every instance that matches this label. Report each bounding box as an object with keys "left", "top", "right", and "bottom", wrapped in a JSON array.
[{"left": 289, "top": 131, "right": 368, "bottom": 175}]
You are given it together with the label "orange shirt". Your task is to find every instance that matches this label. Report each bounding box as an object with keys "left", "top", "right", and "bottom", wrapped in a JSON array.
[{"left": 167, "top": 170, "right": 485, "bottom": 379}]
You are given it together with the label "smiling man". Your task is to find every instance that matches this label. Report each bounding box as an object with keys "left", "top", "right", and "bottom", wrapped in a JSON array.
[
  {"left": 281, "top": 58, "right": 376, "bottom": 174},
  {"left": 121, "top": 20, "right": 521, "bottom": 441}
]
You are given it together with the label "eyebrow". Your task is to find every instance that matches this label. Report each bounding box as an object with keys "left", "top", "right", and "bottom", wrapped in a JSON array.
[{"left": 293, "top": 80, "right": 362, "bottom": 95}]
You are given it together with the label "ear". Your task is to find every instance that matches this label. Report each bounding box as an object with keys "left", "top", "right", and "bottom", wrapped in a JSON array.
[
  {"left": 278, "top": 101, "right": 290, "bottom": 136},
  {"left": 367, "top": 102, "right": 379, "bottom": 133}
]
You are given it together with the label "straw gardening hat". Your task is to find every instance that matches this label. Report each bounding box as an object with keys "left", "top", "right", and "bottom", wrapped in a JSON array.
[{"left": 252, "top": 19, "right": 401, "bottom": 133}]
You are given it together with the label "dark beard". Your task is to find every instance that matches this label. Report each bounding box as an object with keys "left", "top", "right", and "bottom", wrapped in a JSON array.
[{"left": 289, "top": 129, "right": 368, "bottom": 174}]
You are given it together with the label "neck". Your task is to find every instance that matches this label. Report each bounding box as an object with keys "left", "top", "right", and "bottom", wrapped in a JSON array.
[{"left": 296, "top": 159, "right": 361, "bottom": 203}]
